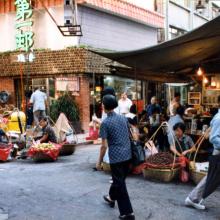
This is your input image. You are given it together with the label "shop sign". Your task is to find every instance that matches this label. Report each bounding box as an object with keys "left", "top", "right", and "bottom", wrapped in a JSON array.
[
  {"left": 15, "top": 0, "right": 34, "bottom": 52},
  {"left": 56, "top": 77, "right": 80, "bottom": 92}
]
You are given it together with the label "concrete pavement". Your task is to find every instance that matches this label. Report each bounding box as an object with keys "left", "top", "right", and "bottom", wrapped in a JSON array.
[{"left": 0, "top": 145, "right": 220, "bottom": 220}]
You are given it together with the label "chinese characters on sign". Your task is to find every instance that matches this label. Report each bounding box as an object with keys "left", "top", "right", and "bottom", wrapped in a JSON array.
[
  {"left": 15, "top": 0, "right": 34, "bottom": 52},
  {"left": 56, "top": 78, "right": 80, "bottom": 92}
]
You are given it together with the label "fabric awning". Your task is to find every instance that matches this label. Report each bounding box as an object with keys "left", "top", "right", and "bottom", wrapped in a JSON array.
[{"left": 91, "top": 16, "right": 220, "bottom": 82}]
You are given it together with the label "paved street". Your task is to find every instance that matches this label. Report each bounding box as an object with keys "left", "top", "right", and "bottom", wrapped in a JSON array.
[{"left": 0, "top": 145, "right": 220, "bottom": 220}]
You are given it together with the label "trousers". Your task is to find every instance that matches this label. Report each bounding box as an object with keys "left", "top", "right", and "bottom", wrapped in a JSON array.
[
  {"left": 33, "top": 110, "right": 46, "bottom": 125},
  {"left": 110, "top": 160, "right": 133, "bottom": 216},
  {"left": 189, "top": 149, "right": 220, "bottom": 202}
]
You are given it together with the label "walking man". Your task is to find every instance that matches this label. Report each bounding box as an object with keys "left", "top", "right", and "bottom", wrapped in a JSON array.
[
  {"left": 97, "top": 94, "right": 135, "bottom": 220},
  {"left": 118, "top": 92, "right": 132, "bottom": 115},
  {"left": 30, "top": 87, "right": 47, "bottom": 126},
  {"left": 185, "top": 95, "right": 220, "bottom": 210}
]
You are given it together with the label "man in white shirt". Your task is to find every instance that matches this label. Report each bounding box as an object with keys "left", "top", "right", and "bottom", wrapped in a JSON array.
[
  {"left": 30, "top": 88, "right": 47, "bottom": 125},
  {"left": 118, "top": 92, "right": 132, "bottom": 115}
]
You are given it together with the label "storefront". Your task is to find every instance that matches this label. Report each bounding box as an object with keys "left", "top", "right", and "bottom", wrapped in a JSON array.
[{"left": 0, "top": 48, "right": 111, "bottom": 132}]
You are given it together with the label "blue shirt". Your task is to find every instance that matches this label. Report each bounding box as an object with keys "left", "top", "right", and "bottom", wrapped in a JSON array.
[
  {"left": 210, "top": 109, "right": 220, "bottom": 150},
  {"left": 167, "top": 114, "right": 184, "bottom": 145},
  {"left": 170, "top": 134, "right": 194, "bottom": 153},
  {"left": 146, "top": 104, "right": 161, "bottom": 118},
  {"left": 99, "top": 112, "right": 132, "bottom": 164}
]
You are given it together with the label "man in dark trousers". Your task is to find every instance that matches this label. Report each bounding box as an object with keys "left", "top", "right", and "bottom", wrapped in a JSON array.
[
  {"left": 185, "top": 96, "right": 220, "bottom": 210},
  {"left": 98, "top": 94, "right": 135, "bottom": 220}
]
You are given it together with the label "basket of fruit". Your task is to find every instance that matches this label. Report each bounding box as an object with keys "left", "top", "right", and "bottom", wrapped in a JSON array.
[
  {"left": 59, "top": 143, "right": 76, "bottom": 156},
  {"left": 28, "top": 143, "right": 61, "bottom": 162}
]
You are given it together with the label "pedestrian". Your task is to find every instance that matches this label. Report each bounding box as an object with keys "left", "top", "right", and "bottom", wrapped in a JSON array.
[
  {"left": 146, "top": 96, "right": 161, "bottom": 118},
  {"left": 167, "top": 105, "right": 185, "bottom": 146},
  {"left": 185, "top": 95, "right": 220, "bottom": 210},
  {"left": 126, "top": 104, "right": 138, "bottom": 126},
  {"left": 169, "top": 92, "right": 181, "bottom": 116},
  {"left": 30, "top": 87, "right": 47, "bottom": 126},
  {"left": 118, "top": 92, "right": 132, "bottom": 115},
  {"left": 97, "top": 94, "right": 135, "bottom": 220},
  {"left": 95, "top": 87, "right": 118, "bottom": 170}
]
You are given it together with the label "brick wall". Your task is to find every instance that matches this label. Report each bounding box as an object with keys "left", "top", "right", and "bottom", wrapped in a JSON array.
[
  {"left": 0, "top": 77, "right": 15, "bottom": 105},
  {"left": 0, "top": 48, "right": 109, "bottom": 77},
  {"left": 0, "top": 48, "right": 109, "bottom": 132},
  {"left": 75, "top": 76, "right": 90, "bottom": 132}
]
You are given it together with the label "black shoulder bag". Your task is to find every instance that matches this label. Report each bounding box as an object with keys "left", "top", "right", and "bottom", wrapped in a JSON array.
[{"left": 128, "top": 124, "right": 145, "bottom": 166}]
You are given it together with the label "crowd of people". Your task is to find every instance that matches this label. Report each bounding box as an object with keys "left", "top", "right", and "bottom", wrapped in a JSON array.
[{"left": 95, "top": 87, "right": 220, "bottom": 219}]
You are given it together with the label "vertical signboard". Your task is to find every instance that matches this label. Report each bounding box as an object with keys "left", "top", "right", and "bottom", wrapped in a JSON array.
[{"left": 15, "top": 0, "right": 34, "bottom": 52}]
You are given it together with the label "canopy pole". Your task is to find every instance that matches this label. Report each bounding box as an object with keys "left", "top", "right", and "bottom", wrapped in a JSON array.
[{"left": 134, "top": 61, "right": 139, "bottom": 123}]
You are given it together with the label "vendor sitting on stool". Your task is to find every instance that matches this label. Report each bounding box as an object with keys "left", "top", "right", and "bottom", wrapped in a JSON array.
[
  {"left": 38, "top": 116, "right": 57, "bottom": 143},
  {"left": 170, "top": 122, "right": 196, "bottom": 158}
]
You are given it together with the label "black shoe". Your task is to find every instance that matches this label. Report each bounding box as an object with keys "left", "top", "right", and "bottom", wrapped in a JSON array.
[
  {"left": 103, "top": 195, "right": 115, "bottom": 208},
  {"left": 119, "top": 213, "right": 135, "bottom": 220}
]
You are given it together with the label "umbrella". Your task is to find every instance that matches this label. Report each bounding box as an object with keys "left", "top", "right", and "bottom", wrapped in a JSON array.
[{"left": 203, "top": 154, "right": 220, "bottom": 199}]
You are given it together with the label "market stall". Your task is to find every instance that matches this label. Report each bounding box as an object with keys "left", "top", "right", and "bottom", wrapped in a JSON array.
[{"left": 91, "top": 16, "right": 220, "bottom": 183}]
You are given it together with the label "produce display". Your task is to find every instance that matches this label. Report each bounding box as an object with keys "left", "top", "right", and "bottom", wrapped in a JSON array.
[
  {"left": 32, "top": 143, "right": 55, "bottom": 151},
  {"left": 28, "top": 142, "right": 62, "bottom": 162},
  {"left": 146, "top": 152, "right": 174, "bottom": 166},
  {"left": 145, "top": 152, "right": 179, "bottom": 169}
]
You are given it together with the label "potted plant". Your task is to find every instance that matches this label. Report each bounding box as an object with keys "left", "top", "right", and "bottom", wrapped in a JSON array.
[{"left": 50, "top": 92, "right": 81, "bottom": 133}]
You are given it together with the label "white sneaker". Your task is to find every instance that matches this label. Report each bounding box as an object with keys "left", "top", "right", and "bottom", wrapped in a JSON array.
[{"left": 185, "top": 197, "right": 206, "bottom": 210}]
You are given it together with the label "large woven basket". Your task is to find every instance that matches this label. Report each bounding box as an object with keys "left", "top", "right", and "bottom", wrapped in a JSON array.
[
  {"left": 102, "top": 162, "right": 111, "bottom": 172},
  {"left": 189, "top": 168, "right": 206, "bottom": 185},
  {"left": 188, "top": 132, "right": 208, "bottom": 185},
  {"left": 143, "top": 167, "right": 180, "bottom": 182},
  {"left": 59, "top": 144, "right": 76, "bottom": 156},
  {"left": 32, "top": 152, "right": 55, "bottom": 162}
]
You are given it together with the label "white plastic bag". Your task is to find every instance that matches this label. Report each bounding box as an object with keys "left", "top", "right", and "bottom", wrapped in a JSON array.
[
  {"left": 103, "top": 149, "right": 110, "bottom": 163},
  {"left": 66, "top": 129, "right": 75, "bottom": 143}
]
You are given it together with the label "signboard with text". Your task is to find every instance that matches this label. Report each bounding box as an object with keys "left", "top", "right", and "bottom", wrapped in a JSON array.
[
  {"left": 56, "top": 77, "right": 80, "bottom": 92},
  {"left": 15, "top": 0, "right": 34, "bottom": 52}
]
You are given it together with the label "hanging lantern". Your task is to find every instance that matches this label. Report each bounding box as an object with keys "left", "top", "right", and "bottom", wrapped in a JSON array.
[
  {"left": 197, "top": 67, "right": 203, "bottom": 76},
  {"left": 203, "top": 77, "right": 209, "bottom": 84}
]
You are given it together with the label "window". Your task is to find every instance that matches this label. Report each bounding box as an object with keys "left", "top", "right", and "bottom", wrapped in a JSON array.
[
  {"left": 212, "top": 3, "right": 220, "bottom": 19},
  {"left": 169, "top": 26, "right": 187, "bottom": 39},
  {"left": 104, "top": 76, "right": 142, "bottom": 100}
]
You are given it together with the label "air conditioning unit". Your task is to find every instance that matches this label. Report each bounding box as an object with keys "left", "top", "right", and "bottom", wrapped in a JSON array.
[
  {"left": 64, "top": 0, "right": 75, "bottom": 26},
  {"left": 59, "top": 0, "right": 82, "bottom": 36}
]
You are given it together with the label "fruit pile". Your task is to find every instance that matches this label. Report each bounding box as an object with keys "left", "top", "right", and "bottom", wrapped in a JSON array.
[
  {"left": 32, "top": 143, "right": 55, "bottom": 151},
  {"left": 146, "top": 152, "right": 174, "bottom": 166}
]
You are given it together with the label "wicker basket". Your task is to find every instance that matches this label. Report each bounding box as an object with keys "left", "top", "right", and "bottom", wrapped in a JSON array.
[
  {"left": 59, "top": 144, "right": 76, "bottom": 156},
  {"left": 143, "top": 167, "right": 180, "bottom": 182},
  {"left": 102, "top": 162, "right": 111, "bottom": 172},
  {"left": 189, "top": 168, "right": 206, "bottom": 185},
  {"left": 32, "top": 152, "right": 55, "bottom": 162},
  {"left": 189, "top": 133, "right": 208, "bottom": 185}
]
